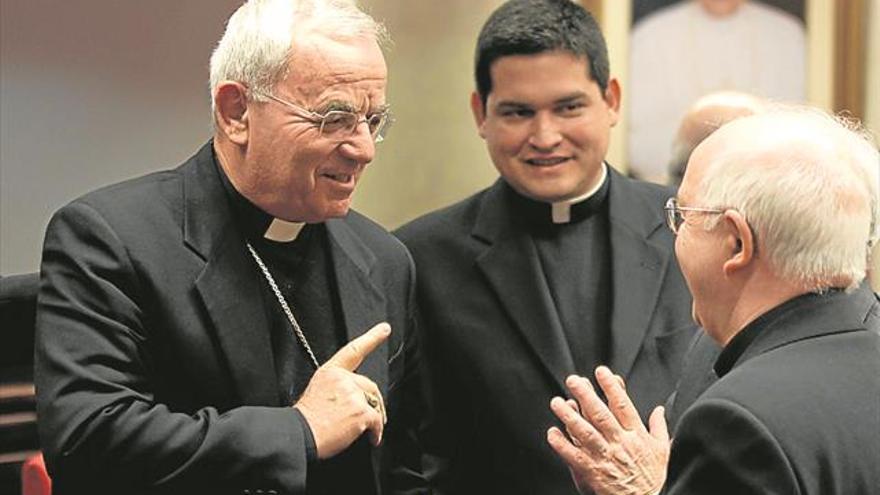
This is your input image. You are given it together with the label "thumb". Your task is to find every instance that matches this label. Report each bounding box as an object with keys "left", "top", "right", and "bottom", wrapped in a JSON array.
[
  {"left": 648, "top": 405, "right": 670, "bottom": 444},
  {"left": 325, "top": 322, "right": 391, "bottom": 371}
]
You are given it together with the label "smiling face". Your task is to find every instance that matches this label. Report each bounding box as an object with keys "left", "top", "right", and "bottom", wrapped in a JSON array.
[
  {"left": 472, "top": 50, "right": 620, "bottom": 203},
  {"left": 239, "top": 34, "right": 387, "bottom": 222}
]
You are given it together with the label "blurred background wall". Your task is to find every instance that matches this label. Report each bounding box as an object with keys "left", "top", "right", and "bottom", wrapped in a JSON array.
[{"left": 1, "top": 0, "right": 878, "bottom": 276}]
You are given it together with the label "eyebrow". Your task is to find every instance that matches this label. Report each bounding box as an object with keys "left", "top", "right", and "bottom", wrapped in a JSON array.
[
  {"left": 320, "top": 100, "right": 358, "bottom": 113},
  {"left": 494, "top": 92, "right": 589, "bottom": 110},
  {"left": 319, "top": 100, "right": 390, "bottom": 115}
]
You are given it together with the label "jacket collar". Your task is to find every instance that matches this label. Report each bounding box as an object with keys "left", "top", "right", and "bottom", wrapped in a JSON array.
[
  {"left": 471, "top": 167, "right": 673, "bottom": 393},
  {"left": 716, "top": 284, "right": 879, "bottom": 377},
  {"left": 182, "top": 142, "right": 387, "bottom": 404}
]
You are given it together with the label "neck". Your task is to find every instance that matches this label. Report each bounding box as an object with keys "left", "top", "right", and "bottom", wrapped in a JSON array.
[
  {"left": 213, "top": 137, "right": 246, "bottom": 194},
  {"left": 715, "top": 272, "right": 809, "bottom": 347}
]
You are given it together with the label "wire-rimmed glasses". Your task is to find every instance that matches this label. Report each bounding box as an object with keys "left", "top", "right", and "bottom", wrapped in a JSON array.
[
  {"left": 664, "top": 197, "right": 725, "bottom": 234},
  {"left": 255, "top": 91, "right": 393, "bottom": 143}
]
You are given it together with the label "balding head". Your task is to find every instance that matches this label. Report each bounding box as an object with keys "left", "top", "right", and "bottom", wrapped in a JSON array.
[
  {"left": 668, "top": 91, "right": 766, "bottom": 186},
  {"left": 683, "top": 106, "right": 879, "bottom": 291}
]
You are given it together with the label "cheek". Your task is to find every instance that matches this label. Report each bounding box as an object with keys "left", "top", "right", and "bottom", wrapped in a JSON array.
[{"left": 486, "top": 126, "right": 526, "bottom": 156}]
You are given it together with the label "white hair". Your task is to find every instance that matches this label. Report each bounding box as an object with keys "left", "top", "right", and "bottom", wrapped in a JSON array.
[
  {"left": 697, "top": 105, "right": 880, "bottom": 291},
  {"left": 208, "top": 0, "right": 387, "bottom": 114}
]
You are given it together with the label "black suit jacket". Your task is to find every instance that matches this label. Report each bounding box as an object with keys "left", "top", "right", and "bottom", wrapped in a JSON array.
[
  {"left": 395, "top": 169, "right": 696, "bottom": 494},
  {"left": 665, "top": 287, "right": 880, "bottom": 494},
  {"left": 35, "top": 142, "right": 427, "bottom": 495}
]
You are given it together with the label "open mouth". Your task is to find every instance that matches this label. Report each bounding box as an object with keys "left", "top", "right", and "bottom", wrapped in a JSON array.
[
  {"left": 524, "top": 157, "right": 570, "bottom": 167},
  {"left": 321, "top": 172, "right": 353, "bottom": 183}
]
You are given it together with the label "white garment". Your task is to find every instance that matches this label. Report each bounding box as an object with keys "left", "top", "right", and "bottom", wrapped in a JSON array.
[{"left": 627, "top": 1, "right": 805, "bottom": 183}]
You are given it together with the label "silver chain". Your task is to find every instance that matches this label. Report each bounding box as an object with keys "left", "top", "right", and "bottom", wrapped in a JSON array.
[{"left": 246, "top": 242, "right": 321, "bottom": 369}]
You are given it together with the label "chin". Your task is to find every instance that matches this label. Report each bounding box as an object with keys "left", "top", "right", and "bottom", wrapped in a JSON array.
[{"left": 691, "top": 302, "right": 704, "bottom": 328}]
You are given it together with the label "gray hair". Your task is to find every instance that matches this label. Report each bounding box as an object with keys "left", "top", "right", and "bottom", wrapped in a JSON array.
[
  {"left": 697, "top": 106, "right": 880, "bottom": 291},
  {"left": 208, "top": 0, "right": 387, "bottom": 114}
]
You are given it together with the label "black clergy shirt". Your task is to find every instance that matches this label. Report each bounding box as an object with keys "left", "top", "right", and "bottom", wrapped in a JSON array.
[
  {"left": 216, "top": 159, "right": 376, "bottom": 495},
  {"left": 503, "top": 176, "right": 613, "bottom": 380}
]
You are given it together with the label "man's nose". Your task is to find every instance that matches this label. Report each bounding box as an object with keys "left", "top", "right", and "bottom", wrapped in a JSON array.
[
  {"left": 338, "top": 121, "right": 376, "bottom": 164},
  {"left": 528, "top": 113, "right": 563, "bottom": 150}
]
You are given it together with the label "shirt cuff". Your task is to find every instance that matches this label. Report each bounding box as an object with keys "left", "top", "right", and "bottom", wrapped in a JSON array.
[{"left": 293, "top": 407, "right": 318, "bottom": 463}]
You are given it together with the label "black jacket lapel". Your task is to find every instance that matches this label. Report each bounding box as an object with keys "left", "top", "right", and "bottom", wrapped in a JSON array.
[
  {"left": 325, "top": 219, "right": 388, "bottom": 395},
  {"left": 183, "top": 142, "right": 280, "bottom": 406},
  {"left": 606, "top": 169, "right": 673, "bottom": 377},
  {"left": 473, "top": 181, "right": 577, "bottom": 394}
]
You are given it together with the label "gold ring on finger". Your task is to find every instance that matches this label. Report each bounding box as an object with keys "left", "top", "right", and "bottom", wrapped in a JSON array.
[{"left": 365, "top": 392, "right": 381, "bottom": 411}]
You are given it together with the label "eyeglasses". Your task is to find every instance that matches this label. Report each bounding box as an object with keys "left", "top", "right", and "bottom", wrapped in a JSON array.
[
  {"left": 255, "top": 91, "right": 393, "bottom": 143},
  {"left": 664, "top": 197, "right": 725, "bottom": 234}
]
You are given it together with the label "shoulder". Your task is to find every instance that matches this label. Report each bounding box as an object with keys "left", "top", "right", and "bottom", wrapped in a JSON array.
[
  {"left": 743, "top": 2, "right": 805, "bottom": 37},
  {"left": 336, "top": 210, "right": 413, "bottom": 268},
  {"left": 688, "top": 329, "right": 880, "bottom": 444},
  {"left": 610, "top": 168, "right": 673, "bottom": 204},
  {"left": 394, "top": 185, "right": 493, "bottom": 249},
  {"left": 606, "top": 168, "right": 674, "bottom": 233},
  {"left": 631, "top": 2, "right": 692, "bottom": 42},
  {"left": 50, "top": 168, "right": 182, "bottom": 236}
]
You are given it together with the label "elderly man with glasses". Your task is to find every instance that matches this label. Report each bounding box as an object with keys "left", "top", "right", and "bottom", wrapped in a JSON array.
[
  {"left": 547, "top": 106, "right": 880, "bottom": 495},
  {"left": 34, "top": 1, "right": 428, "bottom": 494}
]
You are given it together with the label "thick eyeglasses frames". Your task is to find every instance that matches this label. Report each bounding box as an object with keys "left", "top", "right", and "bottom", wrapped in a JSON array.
[
  {"left": 664, "top": 197, "right": 725, "bottom": 234},
  {"left": 254, "top": 91, "right": 393, "bottom": 143}
]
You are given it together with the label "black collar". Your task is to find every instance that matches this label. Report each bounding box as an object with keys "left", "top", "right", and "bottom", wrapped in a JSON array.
[
  {"left": 714, "top": 288, "right": 852, "bottom": 377},
  {"left": 502, "top": 173, "right": 610, "bottom": 234}
]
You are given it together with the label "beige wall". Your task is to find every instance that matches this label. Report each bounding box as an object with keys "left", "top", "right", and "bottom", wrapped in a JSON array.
[
  {"left": 0, "top": 1, "right": 506, "bottom": 274},
  {"left": 352, "top": 0, "right": 505, "bottom": 229}
]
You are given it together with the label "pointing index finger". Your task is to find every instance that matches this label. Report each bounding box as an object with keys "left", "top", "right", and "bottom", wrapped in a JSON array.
[{"left": 325, "top": 322, "right": 391, "bottom": 371}]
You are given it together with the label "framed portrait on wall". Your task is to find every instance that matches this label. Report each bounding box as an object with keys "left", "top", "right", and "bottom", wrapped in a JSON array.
[{"left": 626, "top": 0, "right": 807, "bottom": 183}]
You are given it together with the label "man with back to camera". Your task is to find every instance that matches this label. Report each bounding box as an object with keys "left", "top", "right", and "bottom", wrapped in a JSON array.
[
  {"left": 395, "top": 1, "right": 696, "bottom": 493},
  {"left": 34, "top": 1, "right": 429, "bottom": 493},
  {"left": 548, "top": 106, "right": 880, "bottom": 495}
]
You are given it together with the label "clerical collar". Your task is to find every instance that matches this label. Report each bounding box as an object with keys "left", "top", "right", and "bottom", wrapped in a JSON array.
[
  {"left": 505, "top": 164, "right": 610, "bottom": 228},
  {"left": 551, "top": 165, "right": 608, "bottom": 223},
  {"left": 713, "top": 290, "right": 839, "bottom": 377},
  {"left": 214, "top": 152, "right": 306, "bottom": 243}
]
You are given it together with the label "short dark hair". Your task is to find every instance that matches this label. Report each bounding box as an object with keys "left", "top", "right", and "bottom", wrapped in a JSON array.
[{"left": 474, "top": 0, "right": 610, "bottom": 108}]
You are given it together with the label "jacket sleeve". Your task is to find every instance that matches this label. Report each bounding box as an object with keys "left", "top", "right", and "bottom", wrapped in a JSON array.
[
  {"left": 664, "top": 397, "right": 799, "bottom": 495},
  {"left": 35, "top": 201, "right": 310, "bottom": 494}
]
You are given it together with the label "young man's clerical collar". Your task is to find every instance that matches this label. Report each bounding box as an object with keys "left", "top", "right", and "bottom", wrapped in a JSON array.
[
  {"left": 550, "top": 164, "right": 608, "bottom": 224},
  {"left": 506, "top": 163, "right": 609, "bottom": 227}
]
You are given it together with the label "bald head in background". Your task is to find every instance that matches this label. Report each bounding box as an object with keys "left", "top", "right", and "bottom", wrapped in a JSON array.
[{"left": 667, "top": 91, "right": 766, "bottom": 186}]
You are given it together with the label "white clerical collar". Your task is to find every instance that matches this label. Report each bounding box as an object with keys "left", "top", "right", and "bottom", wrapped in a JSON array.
[
  {"left": 263, "top": 218, "right": 306, "bottom": 242},
  {"left": 550, "top": 164, "right": 608, "bottom": 224}
]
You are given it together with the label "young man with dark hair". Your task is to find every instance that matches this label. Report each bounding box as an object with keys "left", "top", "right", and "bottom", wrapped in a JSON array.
[{"left": 396, "top": 1, "right": 696, "bottom": 493}]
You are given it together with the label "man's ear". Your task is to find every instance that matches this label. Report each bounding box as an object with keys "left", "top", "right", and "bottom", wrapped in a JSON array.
[
  {"left": 603, "top": 77, "right": 621, "bottom": 127},
  {"left": 470, "top": 91, "right": 488, "bottom": 139},
  {"left": 722, "top": 209, "right": 754, "bottom": 276},
  {"left": 214, "top": 81, "right": 250, "bottom": 146}
]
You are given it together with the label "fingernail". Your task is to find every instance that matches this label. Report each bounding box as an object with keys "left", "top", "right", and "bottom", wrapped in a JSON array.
[{"left": 379, "top": 323, "right": 391, "bottom": 335}]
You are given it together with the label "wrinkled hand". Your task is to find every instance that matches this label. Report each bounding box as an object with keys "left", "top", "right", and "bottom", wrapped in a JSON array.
[
  {"left": 295, "top": 322, "right": 390, "bottom": 459},
  {"left": 547, "top": 366, "right": 670, "bottom": 495}
]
